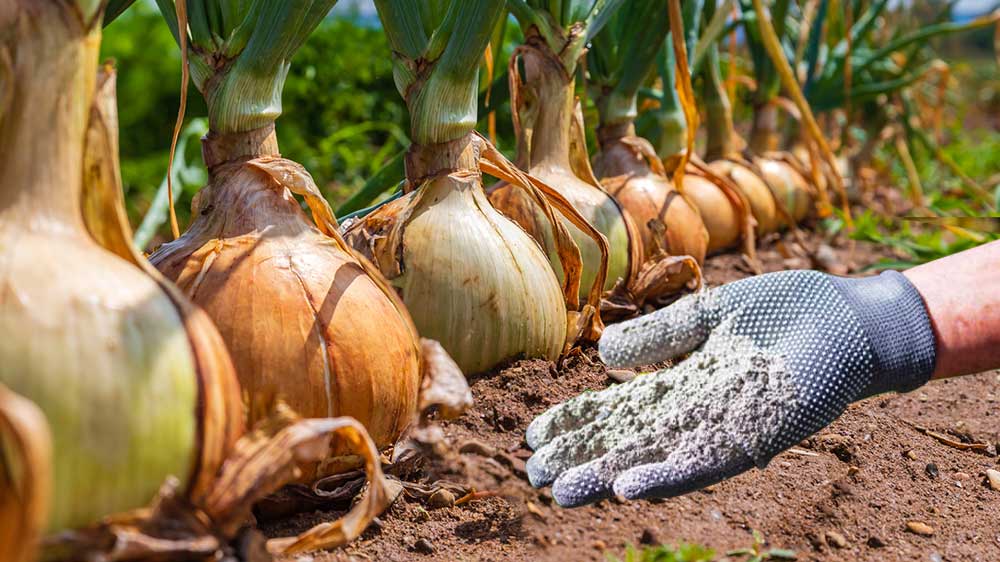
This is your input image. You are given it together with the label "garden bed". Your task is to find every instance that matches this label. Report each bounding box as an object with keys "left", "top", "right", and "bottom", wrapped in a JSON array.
[{"left": 266, "top": 229, "right": 1000, "bottom": 562}]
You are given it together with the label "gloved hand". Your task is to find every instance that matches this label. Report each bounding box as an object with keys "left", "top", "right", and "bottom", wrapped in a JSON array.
[{"left": 526, "top": 270, "right": 936, "bottom": 507}]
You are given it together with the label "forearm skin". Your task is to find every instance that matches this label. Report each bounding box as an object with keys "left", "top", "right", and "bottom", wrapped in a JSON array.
[{"left": 904, "top": 240, "right": 1000, "bottom": 380}]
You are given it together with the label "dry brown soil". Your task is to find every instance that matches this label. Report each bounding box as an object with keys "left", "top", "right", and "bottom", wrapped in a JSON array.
[{"left": 266, "top": 230, "right": 1000, "bottom": 562}]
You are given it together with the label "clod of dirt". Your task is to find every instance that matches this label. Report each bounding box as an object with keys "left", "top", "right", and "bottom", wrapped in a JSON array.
[
  {"left": 413, "top": 538, "right": 435, "bottom": 554},
  {"left": 867, "top": 536, "right": 887, "bottom": 548},
  {"left": 815, "top": 434, "right": 857, "bottom": 463},
  {"left": 459, "top": 439, "right": 497, "bottom": 457},
  {"left": 639, "top": 528, "right": 660, "bottom": 545},
  {"left": 986, "top": 468, "right": 1000, "bottom": 491},
  {"left": 824, "top": 531, "right": 848, "bottom": 549},
  {"left": 906, "top": 521, "right": 935, "bottom": 536}
]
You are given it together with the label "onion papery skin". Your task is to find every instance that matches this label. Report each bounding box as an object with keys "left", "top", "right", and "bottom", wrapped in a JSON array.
[
  {"left": 0, "top": 232, "right": 203, "bottom": 532},
  {"left": 593, "top": 138, "right": 708, "bottom": 272},
  {"left": 678, "top": 175, "right": 741, "bottom": 254},
  {"left": 346, "top": 172, "right": 568, "bottom": 375},
  {"left": 490, "top": 166, "right": 631, "bottom": 299},
  {"left": 150, "top": 160, "right": 421, "bottom": 464},
  {"left": 754, "top": 157, "right": 813, "bottom": 223},
  {"left": 708, "top": 160, "right": 780, "bottom": 235}
]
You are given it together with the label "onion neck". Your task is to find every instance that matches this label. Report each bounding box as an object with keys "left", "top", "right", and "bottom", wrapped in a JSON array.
[
  {"left": 702, "top": 46, "right": 736, "bottom": 161},
  {"left": 595, "top": 121, "right": 652, "bottom": 179},
  {"left": 520, "top": 40, "right": 575, "bottom": 173},
  {"left": 750, "top": 102, "right": 780, "bottom": 154},
  {"left": 0, "top": 16, "right": 100, "bottom": 236},
  {"left": 201, "top": 123, "right": 280, "bottom": 171},
  {"left": 404, "top": 132, "right": 480, "bottom": 187}
]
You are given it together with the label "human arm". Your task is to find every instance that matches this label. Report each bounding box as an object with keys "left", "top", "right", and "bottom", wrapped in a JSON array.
[
  {"left": 525, "top": 241, "right": 1000, "bottom": 507},
  {"left": 904, "top": 239, "right": 1000, "bottom": 379}
]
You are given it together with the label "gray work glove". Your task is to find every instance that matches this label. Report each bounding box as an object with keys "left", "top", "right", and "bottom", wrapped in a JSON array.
[{"left": 526, "top": 270, "right": 936, "bottom": 507}]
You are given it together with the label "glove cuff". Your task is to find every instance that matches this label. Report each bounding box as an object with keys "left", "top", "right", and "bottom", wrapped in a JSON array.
[{"left": 830, "top": 270, "right": 936, "bottom": 397}]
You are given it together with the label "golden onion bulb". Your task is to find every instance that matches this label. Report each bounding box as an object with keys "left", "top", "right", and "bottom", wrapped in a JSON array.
[
  {"left": 150, "top": 139, "right": 421, "bottom": 460},
  {"left": 491, "top": 165, "right": 632, "bottom": 299},
  {"left": 678, "top": 174, "right": 741, "bottom": 254},
  {"left": 346, "top": 135, "right": 568, "bottom": 375},
  {"left": 0, "top": 8, "right": 242, "bottom": 534},
  {"left": 593, "top": 134, "right": 708, "bottom": 269},
  {"left": 755, "top": 157, "right": 813, "bottom": 223},
  {"left": 708, "top": 159, "right": 780, "bottom": 234}
]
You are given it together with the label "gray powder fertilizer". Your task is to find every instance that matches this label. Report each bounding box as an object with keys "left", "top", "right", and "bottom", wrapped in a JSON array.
[{"left": 525, "top": 319, "right": 800, "bottom": 497}]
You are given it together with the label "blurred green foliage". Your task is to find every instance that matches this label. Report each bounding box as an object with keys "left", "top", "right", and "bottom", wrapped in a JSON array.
[{"left": 101, "top": 1, "right": 407, "bottom": 245}]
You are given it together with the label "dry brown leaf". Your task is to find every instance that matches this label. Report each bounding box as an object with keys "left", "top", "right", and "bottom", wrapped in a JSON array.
[{"left": 418, "top": 339, "right": 473, "bottom": 420}]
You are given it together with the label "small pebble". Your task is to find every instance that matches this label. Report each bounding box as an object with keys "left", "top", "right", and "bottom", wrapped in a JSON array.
[
  {"left": 427, "top": 489, "right": 455, "bottom": 509},
  {"left": 954, "top": 471, "right": 970, "bottom": 480},
  {"left": 867, "top": 536, "right": 886, "bottom": 548},
  {"left": 925, "top": 463, "right": 939, "bottom": 479},
  {"left": 825, "top": 531, "right": 848, "bottom": 548},
  {"left": 593, "top": 540, "right": 607, "bottom": 551},
  {"left": 904, "top": 449, "right": 918, "bottom": 460},
  {"left": 929, "top": 553, "right": 943, "bottom": 562},
  {"left": 985, "top": 469, "right": 1000, "bottom": 491},
  {"left": 906, "top": 521, "right": 935, "bottom": 536},
  {"left": 607, "top": 369, "right": 637, "bottom": 383},
  {"left": 413, "top": 538, "right": 435, "bottom": 554}
]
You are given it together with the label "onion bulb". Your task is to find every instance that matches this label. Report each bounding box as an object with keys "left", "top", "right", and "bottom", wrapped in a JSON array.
[
  {"left": 490, "top": 35, "right": 636, "bottom": 301},
  {"left": 347, "top": 2, "right": 605, "bottom": 375},
  {"left": 593, "top": 125, "right": 708, "bottom": 269},
  {"left": 678, "top": 173, "right": 741, "bottom": 254},
  {"left": 0, "top": 7, "right": 242, "bottom": 534},
  {"left": 708, "top": 159, "right": 780, "bottom": 235},
  {"left": 150, "top": 129, "right": 421, "bottom": 467},
  {"left": 754, "top": 157, "right": 814, "bottom": 223},
  {"left": 147, "top": 0, "right": 422, "bottom": 472},
  {"left": 346, "top": 135, "right": 576, "bottom": 375}
]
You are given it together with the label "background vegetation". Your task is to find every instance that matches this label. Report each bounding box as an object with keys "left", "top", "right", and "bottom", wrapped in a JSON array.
[{"left": 102, "top": 1, "right": 999, "bottom": 252}]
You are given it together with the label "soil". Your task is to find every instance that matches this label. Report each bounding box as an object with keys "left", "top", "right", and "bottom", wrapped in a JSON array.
[{"left": 265, "top": 228, "right": 1000, "bottom": 562}]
